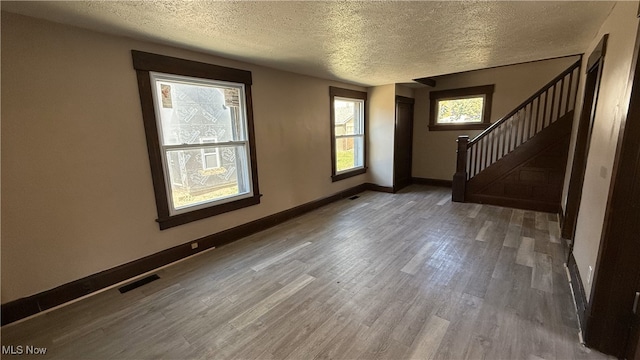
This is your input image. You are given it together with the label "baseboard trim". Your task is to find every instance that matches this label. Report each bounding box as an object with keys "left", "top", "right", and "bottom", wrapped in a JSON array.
[
  {"left": 1, "top": 183, "right": 368, "bottom": 326},
  {"left": 567, "top": 253, "right": 588, "bottom": 333},
  {"left": 558, "top": 205, "right": 566, "bottom": 228},
  {"left": 466, "top": 194, "right": 559, "bottom": 213},
  {"left": 557, "top": 206, "right": 574, "bottom": 253},
  {"left": 411, "top": 177, "right": 453, "bottom": 188},
  {"left": 366, "top": 183, "right": 395, "bottom": 193}
]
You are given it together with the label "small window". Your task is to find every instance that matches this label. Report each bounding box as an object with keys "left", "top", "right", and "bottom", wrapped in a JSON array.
[
  {"left": 330, "top": 87, "right": 367, "bottom": 182},
  {"left": 429, "top": 85, "right": 494, "bottom": 131},
  {"left": 133, "top": 51, "right": 260, "bottom": 229}
]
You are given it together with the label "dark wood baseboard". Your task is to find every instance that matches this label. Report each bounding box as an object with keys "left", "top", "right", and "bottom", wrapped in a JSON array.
[
  {"left": 557, "top": 206, "right": 572, "bottom": 253},
  {"left": 1, "top": 183, "right": 368, "bottom": 326},
  {"left": 411, "top": 177, "right": 453, "bottom": 188},
  {"left": 366, "top": 183, "right": 395, "bottom": 193},
  {"left": 466, "top": 194, "right": 558, "bottom": 213},
  {"left": 567, "top": 253, "right": 588, "bottom": 333}
]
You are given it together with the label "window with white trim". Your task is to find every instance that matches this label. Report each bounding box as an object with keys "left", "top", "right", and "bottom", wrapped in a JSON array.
[
  {"left": 330, "top": 87, "right": 367, "bottom": 181},
  {"left": 133, "top": 51, "right": 260, "bottom": 229}
]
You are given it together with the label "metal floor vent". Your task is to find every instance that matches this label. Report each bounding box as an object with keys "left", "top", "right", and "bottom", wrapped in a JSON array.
[
  {"left": 349, "top": 195, "right": 360, "bottom": 200},
  {"left": 118, "top": 274, "right": 160, "bottom": 294}
]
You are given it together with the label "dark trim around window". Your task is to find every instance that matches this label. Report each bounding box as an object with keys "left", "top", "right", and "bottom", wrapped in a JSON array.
[
  {"left": 132, "top": 50, "right": 260, "bottom": 230},
  {"left": 428, "top": 84, "right": 494, "bottom": 131},
  {"left": 330, "top": 86, "right": 367, "bottom": 182}
]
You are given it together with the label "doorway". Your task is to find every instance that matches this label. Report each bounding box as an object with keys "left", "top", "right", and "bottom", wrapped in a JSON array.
[
  {"left": 580, "top": 24, "right": 640, "bottom": 358},
  {"left": 393, "top": 96, "right": 415, "bottom": 192}
]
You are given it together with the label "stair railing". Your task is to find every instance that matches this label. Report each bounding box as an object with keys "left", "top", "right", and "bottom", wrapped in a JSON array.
[{"left": 453, "top": 59, "right": 582, "bottom": 202}]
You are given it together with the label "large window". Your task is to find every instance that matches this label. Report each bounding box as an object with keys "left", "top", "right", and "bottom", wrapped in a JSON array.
[
  {"left": 330, "top": 87, "right": 367, "bottom": 182},
  {"left": 133, "top": 51, "right": 260, "bottom": 229},
  {"left": 429, "top": 85, "right": 494, "bottom": 131}
]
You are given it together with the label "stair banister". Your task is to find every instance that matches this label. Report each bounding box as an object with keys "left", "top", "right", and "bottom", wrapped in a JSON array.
[{"left": 451, "top": 59, "right": 582, "bottom": 203}]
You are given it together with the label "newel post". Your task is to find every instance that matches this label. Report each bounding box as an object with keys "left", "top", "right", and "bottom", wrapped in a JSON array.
[{"left": 452, "top": 135, "right": 469, "bottom": 202}]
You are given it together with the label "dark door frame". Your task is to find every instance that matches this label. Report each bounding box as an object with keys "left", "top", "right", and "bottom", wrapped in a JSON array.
[
  {"left": 581, "top": 20, "right": 640, "bottom": 358},
  {"left": 393, "top": 95, "right": 415, "bottom": 192},
  {"left": 562, "top": 35, "right": 608, "bottom": 244}
]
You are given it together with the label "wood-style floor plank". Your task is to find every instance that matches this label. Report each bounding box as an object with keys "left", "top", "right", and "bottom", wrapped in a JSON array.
[
  {"left": 475, "top": 220, "right": 493, "bottom": 241},
  {"left": 229, "top": 273, "right": 315, "bottom": 330},
  {"left": 250, "top": 241, "right": 312, "bottom": 271},
  {"left": 401, "top": 242, "right": 434, "bottom": 275},
  {"left": 0, "top": 185, "right": 614, "bottom": 360},
  {"left": 516, "top": 236, "right": 536, "bottom": 267},
  {"left": 408, "top": 315, "right": 450, "bottom": 360},
  {"left": 532, "top": 252, "right": 554, "bottom": 293}
]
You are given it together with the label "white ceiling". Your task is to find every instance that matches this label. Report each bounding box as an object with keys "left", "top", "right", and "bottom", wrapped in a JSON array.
[{"left": 2, "top": 1, "right": 615, "bottom": 86}]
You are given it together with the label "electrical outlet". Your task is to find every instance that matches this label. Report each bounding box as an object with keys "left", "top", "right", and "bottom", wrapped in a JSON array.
[
  {"left": 191, "top": 242, "right": 198, "bottom": 250},
  {"left": 587, "top": 266, "right": 593, "bottom": 284}
]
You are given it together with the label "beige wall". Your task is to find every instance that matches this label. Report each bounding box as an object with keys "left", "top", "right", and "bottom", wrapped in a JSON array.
[
  {"left": 565, "top": 2, "right": 639, "bottom": 299},
  {"left": 367, "top": 84, "right": 415, "bottom": 188},
  {"left": 395, "top": 84, "right": 415, "bottom": 99},
  {"left": 412, "top": 56, "right": 580, "bottom": 180},
  {"left": 367, "top": 84, "right": 396, "bottom": 187},
  {"left": 1, "top": 12, "right": 368, "bottom": 303}
]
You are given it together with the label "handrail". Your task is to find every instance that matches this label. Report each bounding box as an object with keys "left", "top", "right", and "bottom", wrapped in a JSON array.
[{"left": 468, "top": 59, "right": 581, "bottom": 146}]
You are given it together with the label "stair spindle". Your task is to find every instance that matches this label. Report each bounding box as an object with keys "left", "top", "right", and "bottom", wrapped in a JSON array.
[
  {"left": 548, "top": 84, "right": 556, "bottom": 126},
  {"left": 565, "top": 71, "right": 573, "bottom": 114},
  {"left": 535, "top": 95, "right": 541, "bottom": 135},
  {"left": 524, "top": 104, "right": 531, "bottom": 141},
  {"left": 557, "top": 77, "right": 564, "bottom": 120},
  {"left": 499, "top": 124, "right": 505, "bottom": 160},
  {"left": 516, "top": 110, "right": 524, "bottom": 147},
  {"left": 475, "top": 139, "right": 480, "bottom": 174}
]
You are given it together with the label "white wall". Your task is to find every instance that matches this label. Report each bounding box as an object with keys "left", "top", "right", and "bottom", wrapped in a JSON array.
[
  {"left": 1, "top": 12, "right": 368, "bottom": 303},
  {"left": 564, "top": 2, "right": 639, "bottom": 299},
  {"left": 412, "top": 56, "right": 580, "bottom": 181}
]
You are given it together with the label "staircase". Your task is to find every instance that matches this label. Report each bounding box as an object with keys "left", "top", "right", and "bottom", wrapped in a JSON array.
[{"left": 452, "top": 60, "right": 581, "bottom": 212}]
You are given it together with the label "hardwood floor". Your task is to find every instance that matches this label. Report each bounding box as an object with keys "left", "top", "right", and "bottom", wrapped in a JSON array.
[{"left": 1, "top": 185, "right": 614, "bottom": 359}]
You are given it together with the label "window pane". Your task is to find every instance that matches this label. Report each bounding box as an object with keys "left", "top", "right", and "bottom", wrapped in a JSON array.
[
  {"left": 165, "top": 145, "right": 250, "bottom": 210},
  {"left": 153, "top": 74, "right": 246, "bottom": 145},
  {"left": 437, "top": 96, "right": 485, "bottom": 124},
  {"left": 335, "top": 136, "right": 364, "bottom": 173},
  {"left": 334, "top": 99, "right": 363, "bottom": 135}
]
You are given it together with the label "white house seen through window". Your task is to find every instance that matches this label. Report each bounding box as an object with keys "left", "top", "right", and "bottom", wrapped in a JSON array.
[{"left": 151, "top": 73, "right": 253, "bottom": 214}]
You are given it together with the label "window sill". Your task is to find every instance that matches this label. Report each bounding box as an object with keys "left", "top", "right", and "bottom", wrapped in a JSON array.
[
  {"left": 156, "top": 194, "right": 261, "bottom": 230},
  {"left": 331, "top": 168, "right": 366, "bottom": 182},
  {"left": 428, "top": 123, "right": 491, "bottom": 131}
]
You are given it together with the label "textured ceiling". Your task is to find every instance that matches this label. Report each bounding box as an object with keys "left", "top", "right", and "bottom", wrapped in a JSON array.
[{"left": 2, "top": 1, "right": 615, "bottom": 86}]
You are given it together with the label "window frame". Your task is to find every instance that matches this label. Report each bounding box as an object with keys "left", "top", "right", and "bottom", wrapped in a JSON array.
[
  {"left": 132, "top": 50, "right": 260, "bottom": 230},
  {"left": 329, "top": 86, "right": 367, "bottom": 182},
  {"left": 428, "top": 85, "right": 494, "bottom": 131}
]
